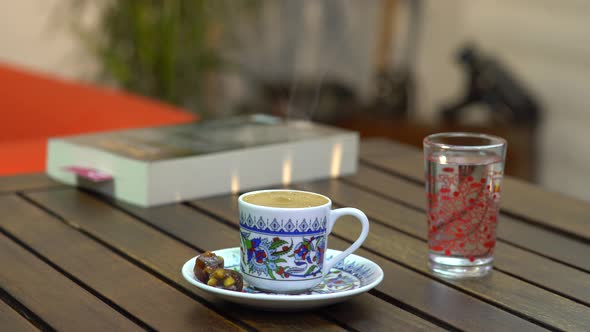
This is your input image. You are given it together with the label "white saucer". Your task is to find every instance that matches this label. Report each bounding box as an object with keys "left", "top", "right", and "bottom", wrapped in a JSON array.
[{"left": 181, "top": 247, "right": 384, "bottom": 311}]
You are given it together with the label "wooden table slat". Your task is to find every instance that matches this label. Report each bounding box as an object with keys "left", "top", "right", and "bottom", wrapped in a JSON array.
[
  {"left": 190, "top": 195, "right": 546, "bottom": 332},
  {"left": 358, "top": 138, "right": 419, "bottom": 159},
  {"left": 0, "top": 231, "right": 141, "bottom": 332},
  {"left": 0, "top": 299, "right": 38, "bottom": 332},
  {"left": 360, "top": 139, "right": 590, "bottom": 241},
  {"left": 322, "top": 295, "right": 447, "bottom": 332},
  {"left": 25, "top": 189, "right": 349, "bottom": 332},
  {"left": 0, "top": 174, "right": 61, "bottom": 193},
  {"left": 0, "top": 195, "right": 244, "bottom": 332},
  {"left": 345, "top": 165, "right": 590, "bottom": 272}
]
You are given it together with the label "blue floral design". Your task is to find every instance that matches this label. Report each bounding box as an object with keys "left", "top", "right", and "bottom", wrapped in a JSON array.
[
  {"left": 241, "top": 232, "right": 293, "bottom": 279},
  {"left": 289, "top": 236, "right": 324, "bottom": 277}
]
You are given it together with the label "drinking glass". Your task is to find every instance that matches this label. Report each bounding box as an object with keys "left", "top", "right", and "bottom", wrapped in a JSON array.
[{"left": 424, "top": 132, "right": 507, "bottom": 278}]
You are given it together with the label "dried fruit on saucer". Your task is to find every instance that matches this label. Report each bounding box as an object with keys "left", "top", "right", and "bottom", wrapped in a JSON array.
[
  {"left": 206, "top": 268, "right": 244, "bottom": 292},
  {"left": 194, "top": 251, "right": 244, "bottom": 291},
  {"left": 194, "top": 251, "right": 224, "bottom": 283}
]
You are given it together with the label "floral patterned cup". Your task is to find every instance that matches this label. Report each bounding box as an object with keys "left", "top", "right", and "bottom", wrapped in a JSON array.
[{"left": 239, "top": 189, "right": 370, "bottom": 294}]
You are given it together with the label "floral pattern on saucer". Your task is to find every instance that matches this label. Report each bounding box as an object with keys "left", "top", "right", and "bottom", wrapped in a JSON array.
[{"left": 227, "top": 254, "right": 376, "bottom": 295}]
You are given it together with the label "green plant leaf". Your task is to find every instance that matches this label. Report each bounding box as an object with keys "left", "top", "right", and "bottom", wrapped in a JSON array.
[
  {"left": 65, "top": 0, "right": 263, "bottom": 113},
  {"left": 273, "top": 258, "right": 287, "bottom": 264}
]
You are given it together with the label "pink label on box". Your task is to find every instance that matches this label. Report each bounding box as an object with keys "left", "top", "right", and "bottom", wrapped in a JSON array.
[{"left": 63, "top": 166, "right": 113, "bottom": 182}]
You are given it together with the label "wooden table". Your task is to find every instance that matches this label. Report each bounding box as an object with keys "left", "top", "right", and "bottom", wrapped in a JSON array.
[{"left": 1, "top": 138, "right": 589, "bottom": 331}]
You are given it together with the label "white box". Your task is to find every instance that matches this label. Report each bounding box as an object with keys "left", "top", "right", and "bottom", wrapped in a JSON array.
[{"left": 47, "top": 115, "right": 358, "bottom": 206}]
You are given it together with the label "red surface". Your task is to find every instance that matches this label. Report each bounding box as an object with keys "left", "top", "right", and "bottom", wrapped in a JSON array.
[
  {"left": 0, "top": 64, "right": 196, "bottom": 175},
  {"left": 0, "top": 138, "right": 47, "bottom": 175}
]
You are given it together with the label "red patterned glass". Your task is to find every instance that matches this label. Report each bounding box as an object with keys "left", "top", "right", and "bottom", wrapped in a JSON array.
[{"left": 424, "top": 133, "right": 507, "bottom": 278}]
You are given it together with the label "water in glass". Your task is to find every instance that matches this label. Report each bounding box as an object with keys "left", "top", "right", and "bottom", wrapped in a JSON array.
[{"left": 426, "top": 151, "right": 503, "bottom": 277}]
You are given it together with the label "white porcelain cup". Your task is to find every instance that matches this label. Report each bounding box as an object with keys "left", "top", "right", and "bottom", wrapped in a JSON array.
[{"left": 238, "top": 189, "right": 370, "bottom": 294}]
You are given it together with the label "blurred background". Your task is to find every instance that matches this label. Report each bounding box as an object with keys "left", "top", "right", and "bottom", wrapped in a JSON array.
[{"left": 1, "top": 0, "right": 588, "bottom": 201}]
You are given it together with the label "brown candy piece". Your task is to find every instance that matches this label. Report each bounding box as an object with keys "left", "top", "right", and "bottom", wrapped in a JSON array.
[
  {"left": 206, "top": 268, "right": 244, "bottom": 291},
  {"left": 194, "top": 251, "right": 224, "bottom": 283}
]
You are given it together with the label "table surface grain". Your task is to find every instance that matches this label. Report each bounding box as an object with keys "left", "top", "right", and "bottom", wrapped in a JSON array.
[{"left": 1, "top": 138, "right": 589, "bottom": 332}]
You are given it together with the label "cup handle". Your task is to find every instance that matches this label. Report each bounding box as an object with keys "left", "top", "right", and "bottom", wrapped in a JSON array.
[{"left": 322, "top": 208, "right": 370, "bottom": 275}]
